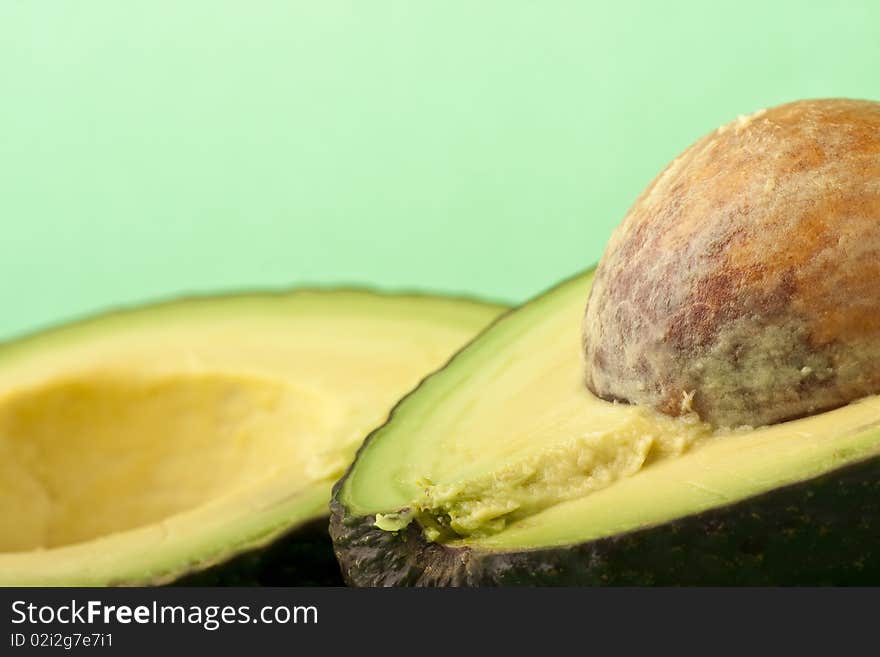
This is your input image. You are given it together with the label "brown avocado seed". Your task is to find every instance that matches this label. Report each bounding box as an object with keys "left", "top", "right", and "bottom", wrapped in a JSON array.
[{"left": 583, "top": 98, "right": 880, "bottom": 428}]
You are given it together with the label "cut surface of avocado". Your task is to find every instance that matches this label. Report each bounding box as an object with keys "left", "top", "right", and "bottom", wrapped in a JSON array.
[
  {"left": 332, "top": 272, "right": 880, "bottom": 585},
  {"left": 0, "top": 290, "right": 505, "bottom": 585},
  {"left": 340, "top": 272, "right": 716, "bottom": 539}
]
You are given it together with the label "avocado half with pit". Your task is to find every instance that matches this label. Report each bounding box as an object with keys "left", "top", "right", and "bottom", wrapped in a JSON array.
[
  {"left": 0, "top": 289, "right": 505, "bottom": 586},
  {"left": 330, "top": 98, "right": 880, "bottom": 585}
]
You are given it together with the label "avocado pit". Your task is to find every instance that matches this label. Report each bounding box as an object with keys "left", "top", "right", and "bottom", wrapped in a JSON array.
[{"left": 583, "top": 98, "right": 880, "bottom": 428}]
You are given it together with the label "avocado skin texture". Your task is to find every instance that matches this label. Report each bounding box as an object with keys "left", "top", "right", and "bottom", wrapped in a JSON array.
[
  {"left": 330, "top": 453, "right": 880, "bottom": 586},
  {"left": 170, "top": 518, "right": 344, "bottom": 586}
]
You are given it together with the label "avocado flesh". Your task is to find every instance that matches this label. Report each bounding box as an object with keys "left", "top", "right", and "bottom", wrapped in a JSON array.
[
  {"left": 0, "top": 290, "right": 505, "bottom": 585},
  {"left": 465, "top": 394, "right": 880, "bottom": 551},
  {"left": 372, "top": 375, "right": 714, "bottom": 541},
  {"left": 343, "top": 272, "right": 714, "bottom": 539},
  {"left": 333, "top": 272, "right": 880, "bottom": 584}
]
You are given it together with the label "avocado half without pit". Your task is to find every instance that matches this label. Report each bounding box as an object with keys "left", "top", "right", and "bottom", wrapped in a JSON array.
[
  {"left": 331, "top": 98, "right": 880, "bottom": 586},
  {"left": 0, "top": 290, "right": 505, "bottom": 585}
]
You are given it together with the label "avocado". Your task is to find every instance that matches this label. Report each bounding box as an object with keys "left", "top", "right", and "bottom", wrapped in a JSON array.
[
  {"left": 0, "top": 289, "right": 505, "bottom": 585},
  {"left": 330, "top": 99, "right": 880, "bottom": 586}
]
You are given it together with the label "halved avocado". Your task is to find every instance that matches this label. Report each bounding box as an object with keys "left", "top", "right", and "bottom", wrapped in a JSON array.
[
  {"left": 0, "top": 289, "right": 505, "bottom": 586},
  {"left": 330, "top": 271, "right": 880, "bottom": 585}
]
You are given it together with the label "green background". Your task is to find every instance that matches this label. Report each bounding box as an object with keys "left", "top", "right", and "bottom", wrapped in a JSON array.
[{"left": 1, "top": 2, "right": 878, "bottom": 341}]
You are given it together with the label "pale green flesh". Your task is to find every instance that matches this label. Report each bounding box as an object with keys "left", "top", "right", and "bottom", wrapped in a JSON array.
[
  {"left": 466, "top": 399, "right": 880, "bottom": 550},
  {"left": 342, "top": 271, "right": 880, "bottom": 549},
  {"left": 343, "top": 273, "right": 602, "bottom": 515},
  {"left": 0, "top": 290, "right": 505, "bottom": 585}
]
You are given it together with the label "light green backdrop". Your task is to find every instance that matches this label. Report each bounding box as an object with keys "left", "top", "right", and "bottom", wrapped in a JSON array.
[{"left": 1, "top": 2, "right": 878, "bottom": 340}]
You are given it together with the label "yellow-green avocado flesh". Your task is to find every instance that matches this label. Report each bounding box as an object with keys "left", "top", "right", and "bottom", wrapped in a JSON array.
[
  {"left": 334, "top": 271, "right": 880, "bottom": 582},
  {"left": 0, "top": 290, "right": 505, "bottom": 586}
]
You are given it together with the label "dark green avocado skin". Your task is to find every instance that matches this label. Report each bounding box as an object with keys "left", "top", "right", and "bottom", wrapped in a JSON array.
[
  {"left": 170, "top": 518, "right": 345, "bottom": 586},
  {"left": 330, "top": 453, "right": 880, "bottom": 586}
]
